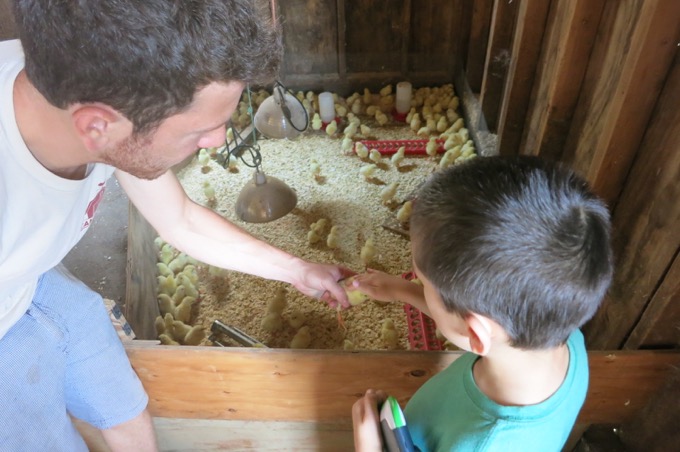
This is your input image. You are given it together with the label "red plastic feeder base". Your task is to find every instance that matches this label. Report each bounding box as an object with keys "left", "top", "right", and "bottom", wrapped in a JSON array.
[
  {"left": 357, "top": 139, "right": 446, "bottom": 155},
  {"left": 321, "top": 117, "right": 342, "bottom": 131},
  {"left": 392, "top": 110, "right": 408, "bottom": 122},
  {"left": 401, "top": 272, "right": 445, "bottom": 351}
]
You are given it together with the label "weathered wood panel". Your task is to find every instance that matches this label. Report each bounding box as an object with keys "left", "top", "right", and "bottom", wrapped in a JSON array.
[
  {"left": 624, "top": 252, "right": 680, "bottom": 349},
  {"left": 0, "top": 0, "right": 16, "bottom": 41},
  {"left": 496, "top": 0, "right": 551, "bottom": 156},
  {"left": 465, "top": 0, "right": 493, "bottom": 93},
  {"left": 478, "top": 0, "right": 518, "bottom": 132},
  {"left": 520, "top": 0, "right": 605, "bottom": 160},
  {"left": 583, "top": 49, "right": 680, "bottom": 350},
  {"left": 408, "top": 0, "right": 459, "bottom": 75},
  {"left": 562, "top": 0, "right": 680, "bottom": 205},
  {"left": 126, "top": 341, "right": 680, "bottom": 426}
]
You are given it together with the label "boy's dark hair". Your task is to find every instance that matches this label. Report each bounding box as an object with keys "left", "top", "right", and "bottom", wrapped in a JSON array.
[
  {"left": 411, "top": 156, "right": 613, "bottom": 349},
  {"left": 12, "top": 0, "right": 282, "bottom": 134}
]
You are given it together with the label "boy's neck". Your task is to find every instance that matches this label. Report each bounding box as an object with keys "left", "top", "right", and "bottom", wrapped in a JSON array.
[{"left": 472, "top": 342, "right": 570, "bottom": 407}]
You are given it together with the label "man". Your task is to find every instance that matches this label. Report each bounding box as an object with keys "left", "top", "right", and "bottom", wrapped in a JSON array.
[{"left": 0, "top": 1, "right": 349, "bottom": 450}]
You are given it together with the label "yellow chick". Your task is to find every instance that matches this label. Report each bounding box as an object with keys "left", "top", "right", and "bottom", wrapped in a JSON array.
[
  {"left": 197, "top": 148, "right": 211, "bottom": 168},
  {"left": 174, "top": 296, "right": 196, "bottom": 324},
  {"left": 310, "top": 160, "right": 322, "bottom": 181},
  {"left": 426, "top": 137, "right": 439, "bottom": 157},
  {"left": 363, "top": 88, "right": 372, "bottom": 105},
  {"left": 380, "top": 182, "right": 399, "bottom": 206},
  {"left": 381, "top": 318, "right": 399, "bottom": 349},
  {"left": 416, "top": 126, "right": 430, "bottom": 137},
  {"left": 446, "top": 108, "right": 459, "bottom": 123},
  {"left": 344, "top": 122, "right": 358, "bottom": 139},
  {"left": 360, "top": 238, "right": 375, "bottom": 267},
  {"left": 168, "top": 253, "right": 188, "bottom": 273},
  {"left": 360, "top": 124, "right": 371, "bottom": 136},
  {"left": 397, "top": 201, "right": 413, "bottom": 225},
  {"left": 171, "top": 285, "right": 187, "bottom": 304},
  {"left": 326, "top": 225, "right": 339, "bottom": 249},
  {"left": 261, "top": 312, "right": 283, "bottom": 332},
  {"left": 355, "top": 142, "right": 369, "bottom": 159},
  {"left": 366, "top": 105, "right": 378, "bottom": 116},
  {"left": 311, "top": 113, "right": 322, "bottom": 130},
  {"left": 450, "top": 117, "right": 464, "bottom": 133},
  {"left": 183, "top": 325, "right": 206, "bottom": 346},
  {"left": 391, "top": 146, "right": 406, "bottom": 167},
  {"left": 202, "top": 181, "right": 216, "bottom": 205},
  {"left": 158, "top": 294, "right": 175, "bottom": 317},
  {"left": 369, "top": 149, "right": 382, "bottom": 164},
  {"left": 375, "top": 111, "right": 389, "bottom": 126},
  {"left": 307, "top": 228, "right": 322, "bottom": 245},
  {"left": 359, "top": 164, "right": 377, "bottom": 180},
  {"left": 159, "top": 334, "right": 179, "bottom": 346},
  {"left": 154, "top": 315, "right": 166, "bottom": 336},
  {"left": 172, "top": 320, "right": 192, "bottom": 342},
  {"left": 436, "top": 116, "right": 448, "bottom": 133},
  {"left": 438, "top": 149, "right": 458, "bottom": 170},
  {"left": 325, "top": 119, "right": 338, "bottom": 136},
  {"left": 226, "top": 127, "right": 234, "bottom": 142},
  {"left": 156, "top": 262, "right": 173, "bottom": 278},
  {"left": 290, "top": 326, "right": 312, "bottom": 349},
  {"left": 410, "top": 113, "right": 421, "bottom": 132},
  {"left": 351, "top": 100, "right": 363, "bottom": 115},
  {"left": 426, "top": 118, "right": 437, "bottom": 133},
  {"left": 335, "top": 104, "right": 347, "bottom": 117},
  {"left": 157, "top": 275, "right": 177, "bottom": 296},
  {"left": 379, "top": 84, "right": 393, "bottom": 96},
  {"left": 341, "top": 136, "right": 354, "bottom": 153},
  {"left": 267, "top": 287, "right": 287, "bottom": 315},
  {"left": 311, "top": 218, "right": 328, "bottom": 234},
  {"left": 180, "top": 265, "right": 199, "bottom": 286},
  {"left": 176, "top": 274, "right": 198, "bottom": 298},
  {"left": 287, "top": 309, "right": 306, "bottom": 329}
]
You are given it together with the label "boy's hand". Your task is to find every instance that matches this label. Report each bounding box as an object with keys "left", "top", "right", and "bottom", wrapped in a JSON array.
[
  {"left": 352, "top": 389, "right": 388, "bottom": 452},
  {"left": 352, "top": 269, "right": 403, "bottom": 303}
]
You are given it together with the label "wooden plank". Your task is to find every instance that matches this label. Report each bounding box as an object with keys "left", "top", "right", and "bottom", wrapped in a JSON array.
[
  {"left": 154, "top": 418, "right": 353, "bottom": 451},
  {"left": 0, "top": 0, "right": 17, "bottom": 40},
  {"left": 496, "top": 0, "right": 552, "bottom": 156},
  {"left": 562, "top": 0, "right": 680, "bottom": 205},
  {"left": 478, "top": 0, "right": 518, "bottom": 132},
  {"left": 336, "top": 0, "right": 347, "bottom": 78},
  {"left": 407, "top": 0, "right": 458, "bottom": 75},
  {"left": 124, "top": 204, "right": 161, "bottom": 340},
  {"left": 583, "top": 49, "right": 680, "bottom": 350},
  {"left": 520, "top": 0, "right": 605, "bottom": 160},
  {"left": 278, "top": 0, "right": 339, "bottom": 76},
  {"left": 624, "top": 251, "right": 680, "bottom": 350},
  {"left": 465, "top": 0, "right": 493, "bottom": 93},
  {"left": 126, "top": 341, "right": 680, "bottom": 425}
]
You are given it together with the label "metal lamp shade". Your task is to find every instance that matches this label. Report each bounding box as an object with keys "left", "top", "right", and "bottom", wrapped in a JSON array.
[
  {"left": 235, "top": 171, "right": 297, "bottom": 223},
  {"left": 253, "top": 91, "right": 308, "bottom": 139}
]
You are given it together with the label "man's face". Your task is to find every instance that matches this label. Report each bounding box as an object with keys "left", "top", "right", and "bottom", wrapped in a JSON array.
[{"left": 103, "top": 81, "right": 244, "bottom": 180}]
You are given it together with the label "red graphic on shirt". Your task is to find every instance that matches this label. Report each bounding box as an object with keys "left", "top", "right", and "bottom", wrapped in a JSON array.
[{"left": 82, "top": 182, "right": 106, "bottom": 230}]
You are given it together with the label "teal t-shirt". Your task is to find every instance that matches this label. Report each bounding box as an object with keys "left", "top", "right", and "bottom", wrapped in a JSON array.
[{"left": 404, "top": 330, "right": 588, "bottom": 452}]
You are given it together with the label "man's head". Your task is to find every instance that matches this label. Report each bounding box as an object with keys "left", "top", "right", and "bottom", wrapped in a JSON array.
[
  {"left": 13, "top": 0, "right": 281, "bottom": 135},
  {"left": 411, "top": 156, "right": 613, "bottom": 350}
]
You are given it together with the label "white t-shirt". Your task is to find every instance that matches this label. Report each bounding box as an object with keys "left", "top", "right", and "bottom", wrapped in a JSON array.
[{"left": 0, "top": 40, "right": 115, "bottom": 338}]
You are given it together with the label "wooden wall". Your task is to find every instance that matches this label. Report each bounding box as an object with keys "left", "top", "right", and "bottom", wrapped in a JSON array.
[{"left": 275, "top": 0, "right": 680, "bottom": 352}]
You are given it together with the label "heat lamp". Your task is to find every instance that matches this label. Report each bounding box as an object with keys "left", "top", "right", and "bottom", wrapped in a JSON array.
[{"left": 215, "top": 85, "right": 299, "bottom": 223}]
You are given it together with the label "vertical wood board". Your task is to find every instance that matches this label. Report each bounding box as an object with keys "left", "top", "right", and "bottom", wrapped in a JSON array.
[
  {"left": 407, "top": 0, "right": 458, "bottom": 74},
  {"left": 465, "top": 0, "right": 494, "bottom": 92}
]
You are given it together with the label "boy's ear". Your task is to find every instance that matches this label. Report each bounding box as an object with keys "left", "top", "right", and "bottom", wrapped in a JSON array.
[
  {"left": 465, "top": 313, "right": 493, "bottom": 356},
  {"left": 70, "top": 104, "right": 127, "bottom": 153}
]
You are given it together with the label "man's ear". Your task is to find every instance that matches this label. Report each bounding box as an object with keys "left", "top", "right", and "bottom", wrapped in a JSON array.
[
  {"left": 465, "top": 313, "right": 493, "bottom": 356},
  {"left": 71, "top": 105, "right": 125, "bottom": 152}
]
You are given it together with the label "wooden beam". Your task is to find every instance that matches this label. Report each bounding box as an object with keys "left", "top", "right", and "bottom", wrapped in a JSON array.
[
  {"left": 583, "top": 49, "right": 680, "bottom": 350},
  {"left": 520, "top": 0, "right": 605, "bottom": 160},
  {"left": 126, "top": 341, "right": 680, "bottom": 426},
  {"left": 465, "top": 0, "right": 494, "bottom": 93},
  {"left": 562, "top": 0, "right": 680, "bottom": 205},
  {"left": 496, "top": 0, "right": 551, "bottom": 156},
  {"left": 478, "top": 0, "right": 518, "bottom": 132}
]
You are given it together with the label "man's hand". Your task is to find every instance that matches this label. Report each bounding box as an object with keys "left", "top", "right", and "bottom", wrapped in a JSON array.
[
  {"left": 291, "top": 261, "right": 355, "bottom": 308},
  {"left": 352, "top": 388, "right": 388, "bottom": 452}
]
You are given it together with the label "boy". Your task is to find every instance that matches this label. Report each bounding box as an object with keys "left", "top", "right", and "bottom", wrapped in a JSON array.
[
  {"left": 352, "top": 156, "right": 613, "bottom": 451},
  {"left": 1, "top": 1, "right": 348, "bottom": 450}
]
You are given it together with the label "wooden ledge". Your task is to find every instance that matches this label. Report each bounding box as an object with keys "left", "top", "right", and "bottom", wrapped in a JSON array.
[{"left": 126, "top": 341, "right": 679, "bottom": 425}]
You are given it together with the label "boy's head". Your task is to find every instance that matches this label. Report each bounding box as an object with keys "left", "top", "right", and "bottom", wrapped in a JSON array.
[
  {"left": 410, "top": 156, "right": 613, "bottom": 350},
  {"left": 12, "top": 0, "right": 282, "bottom": 135}
]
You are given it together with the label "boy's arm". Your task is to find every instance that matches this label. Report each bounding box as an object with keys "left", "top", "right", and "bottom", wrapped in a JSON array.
[
  {"left": 115, "top": 169, "right": 350, "bottom": 305},
  {"left": 353, "top": 269, "right": 431, "bottom": 316},
  {"left": 352, "top": 389, "right": 387, "bottom": 452}
]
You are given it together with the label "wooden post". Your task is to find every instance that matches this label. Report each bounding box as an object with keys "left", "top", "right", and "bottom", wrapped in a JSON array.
[{"left": 465, "top": 0, "right": 494, "bottom": 93}]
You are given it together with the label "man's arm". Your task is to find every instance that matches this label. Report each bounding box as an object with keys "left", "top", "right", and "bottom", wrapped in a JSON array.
[{"left": 116, "top": 169, "right": 350, "bottom": 305}]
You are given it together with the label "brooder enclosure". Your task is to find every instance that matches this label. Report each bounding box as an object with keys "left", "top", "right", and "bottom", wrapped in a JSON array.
[{"left": 115, "top": 0, "right": 680, "bottom": 449}]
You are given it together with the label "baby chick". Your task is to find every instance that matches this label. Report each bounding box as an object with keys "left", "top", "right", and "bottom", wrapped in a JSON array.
[
  {"left": 380, "top": 182, "right": 399, "bottom": 206},
  {"left": 156, "top": 262, "right": 173, "bottom": 278},
  {"left": 158, "top": 293, "right": 175, "bottom": 317},
  {"left": 344, "top": 122, "right": 358, "bottom": 139},
  {"left": 381, "top": 318, "right": 399, "bottom": 349},
  {"left": 360, "top": 124, "right": 371, "bottom": 136},
  {"left": 310, "top": 159, "right": 322, "bottom": 181},
  {"left": 202, "top": 181, "right": 216, "bottom": 205},
  {"left": 287, "top": 309, "right": 306, "bottom": 329},
  {"left": 157, "top": 275, "right": 177, "bottom": 296},
  {"left": 341, "top": 136, "right": 354, "bottom": 153},
  {"left": 290, "top": 326, "right": 312, "bottom": 349},
  {"left": 379, "top": 84, "right": 393, "bottom": 96},
  {"left": 183, "top": 325, "right": 206, "bottom": 346},
  {"left": 360, "top": 238, "right": 375, "bottom": 267},
  {"left": 391, "top": 146, "right": 406, "bottom": 167},
  {"left": 375, "top": 111, "right": 389, "bottom": 126},
  {"left": 168, "top": 253, "right": 188, "bottom": 274},
  {"left": 261, "top": 311, "right": 283, "bottom": 332},
  {"left": 326, "top": 225, "right": 339, "bottom": 249},
  {"left": 426, "top": 137, "right": 439, "bottom": 157},
  {"left": 325, "top": 119, "right": 338, "bottom": 136},
  {"left": 409, "top": 113, "right": 421, "bottom": 132},
  {"left": 159, "top": 334, "right": 179, "bottom": 346},
  {"left": 172, "top": 320, "right": 192, "bottom": 342},
  {"left": 369, "top": 149, "right": 382, "bottom": 164},
  {"left": 397, "top": 200, "right": 413, "bottom": 225},
  {"left": 436, "top": 116, "right": 448, "bottom": 133},
  {"left": 197, "top": 148, "right": 211, "bottom": 169},
  {"left": 311, "top": 218, "right": 328, "bottom": 234},
  {"left": 311, "top": 113, "right": 323, "bottom": 130},
  {"left": 174, "top": 296, "right": 196, "bottom": 324},
  {"left": 307, "top": 228, "right": 322, "bottom": 245},
  {"left": 355, "top": 142, "right": 369, "bottom": 159},
  {"left": 359, "top": 164, "right": 377, "bottom": 181},
  {"left": 363, "top": 88, "right": 372, "bottom": 105},
  {"left": 267, "top": 287, "right": 287, "bottom": 315}
]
